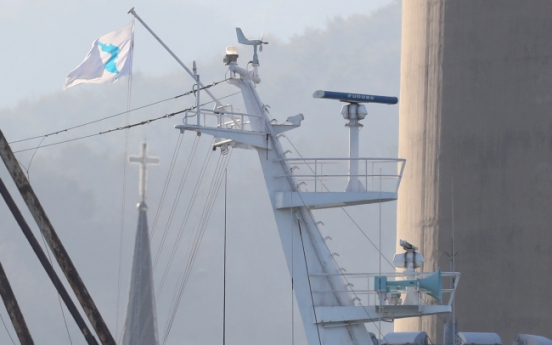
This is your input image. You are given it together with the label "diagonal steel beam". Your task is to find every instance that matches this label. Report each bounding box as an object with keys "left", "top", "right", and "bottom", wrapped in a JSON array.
[{"left": 0, "top": 130, "right": 114, "bottom": 345}]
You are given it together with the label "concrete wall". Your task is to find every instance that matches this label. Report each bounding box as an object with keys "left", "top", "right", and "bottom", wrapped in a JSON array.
[{"left": 396, "top": 0, "right": 552, "bottom": 342}]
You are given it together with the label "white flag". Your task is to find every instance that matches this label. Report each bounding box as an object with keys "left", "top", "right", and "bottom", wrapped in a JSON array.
[{"left": 64, "top": 21, "right": 134, "bottom": 89}]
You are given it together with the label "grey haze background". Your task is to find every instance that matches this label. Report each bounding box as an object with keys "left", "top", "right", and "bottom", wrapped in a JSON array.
[{"left": 0, "top": 1, "right": 401, "bottom": 344}]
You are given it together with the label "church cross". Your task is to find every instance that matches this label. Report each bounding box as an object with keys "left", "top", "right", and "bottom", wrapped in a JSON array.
[{"left": 129, "top": 142, "right": 159, "bottom": 202}]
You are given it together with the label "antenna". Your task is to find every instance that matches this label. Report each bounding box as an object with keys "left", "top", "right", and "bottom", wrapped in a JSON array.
[
  {"left": 223, "top": 168, "right": 227, "bottom": 345},
  {"left": 312, "top": 90, "right": 398, "bottom": 104},
  {"left": 313, "top": 90, "right": 398, "bottom": 192},
  {"left": 451, "top": 168, "right": 457, "bottom": 344},
  {"left": 235, "top": 28, "right": 268, "bottom": 65}
]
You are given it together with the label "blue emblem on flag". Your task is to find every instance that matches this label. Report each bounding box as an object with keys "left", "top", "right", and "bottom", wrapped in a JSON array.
[{"left": 97, "top": 41, "right": 120, "bottom": 74}]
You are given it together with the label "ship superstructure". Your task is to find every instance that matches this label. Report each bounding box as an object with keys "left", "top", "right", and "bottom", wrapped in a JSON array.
[{"left": 173, "top": 28, "right": 457, "bottom": 345}]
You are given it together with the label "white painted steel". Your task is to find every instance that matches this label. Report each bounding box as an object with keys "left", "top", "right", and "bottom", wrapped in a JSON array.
[
  {"left": 175, "top": 56, "right": 440, "bottom": 345},
  {"left": 279, "top": 157, "right": 405, "bottom": 193},
  {"left": 514, "top": 335, "right": 552, "bottom": 345},
  {"left": 226, "top": 61, "right": 374, "bottom": 345},
  {"left": 274, "top": 191, "right": 397, "bottom": 209},
  {"left": 345, "top": 103, "right": 364, "bottom": 192},
  {"left": 174, "top": 125, "right": 270, "bottom": 150},
  {"left": 315, "top": 305, "right": 450, "bottom": 324},
  {"left": 380, "top": 332, "right": 428, "bottom": 345},
  {"left": 193, "top": 62, "right": 201, "bottom": 126},
  {"left": 457, "top": 333, "right": 502, "bottom": 345},
  {"left": 129, "top": 8, "right": 222, "bottom": 107},
  {"left": 309, "top": 271, "right": 459, "bottom": 308}
]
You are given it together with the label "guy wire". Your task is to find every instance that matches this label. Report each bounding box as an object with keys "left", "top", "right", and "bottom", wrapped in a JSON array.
[
  {"left": 12, "top": 91, "right": 242, "bottom": 154},
  {"left": 8, "top": 79, "right": 229, "bottom": 145},
  {"left": 297, "top": 220, "right": 322, "bottom": 345},
  {"left": 116, "top": 66, "right": 134, "bottom": 339}
]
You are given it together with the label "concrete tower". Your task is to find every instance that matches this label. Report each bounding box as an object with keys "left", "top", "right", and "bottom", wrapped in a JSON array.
[
  {"left": 123, "top": 143, "right": 159, "bottom": 345},
  {"left": 396, "top": 1, "right": 552, "bottom": 342}
]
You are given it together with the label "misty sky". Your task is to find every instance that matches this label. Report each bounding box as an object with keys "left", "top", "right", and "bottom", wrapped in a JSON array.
[
  {"left": 0, "top": 0, "right": 393, "bottom": 109},
  {"left": 0, "top": 1, "right": 401, "bottom": 344}
]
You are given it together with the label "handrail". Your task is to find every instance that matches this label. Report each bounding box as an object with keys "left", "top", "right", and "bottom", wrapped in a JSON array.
[
  {"left": 309, "top": 271, "right": 460, "bottom": 307},
  {"left": 310, "top": 271, "right": 460, "bottom": 277},
  {"left": 182, "top": 106, "right": 264, "bottom": 133},
  {"left": 311, "top": 289, "right": 457, "bottom": 294},
  {"left": 189, "top": 108, "right": 263, "bottom": 118},
  {"left": 280, "top": 157, "right": 406, "bottom": 162},
  {"left": 277, "top": 174, "right": 401, "bottom": 178},
  {"left": 274, "top": 157, "right": 405, "bottom": 193}
]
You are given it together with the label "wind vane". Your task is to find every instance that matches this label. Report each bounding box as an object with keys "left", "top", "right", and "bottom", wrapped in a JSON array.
[{"left": 129, "top": 142, "right": 159, "bottom": 202}]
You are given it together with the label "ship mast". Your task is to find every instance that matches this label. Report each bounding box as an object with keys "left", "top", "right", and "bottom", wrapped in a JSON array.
[{"left": 174, "top": 29, "right": 454, "bottom": 345}]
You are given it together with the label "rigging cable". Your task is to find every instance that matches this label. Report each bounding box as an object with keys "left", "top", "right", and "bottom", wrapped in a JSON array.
[
  {"left": 162, "top": 154, "right": 230, "bottom": 344},
  {"left": 280, "top": 134, "right": 395, "bottom": 269},
  {"left": 7, "top": 79, "right": 229, "bottom": 146},
  {"left": 272, "top": 127, "right": 360, "bottom": 304},
  {"left": 115, "top": 132, "right": 188, "bottom": 345},
  {"left": 0, "top": 311, "right": 15, "bottom": 345},
  {"left": 378, "top": 168, "right": 382, "bottom": 339},
  {"left": 155, "top": 140, "right": 216, "bottom": 300},
  {"left": 165, "top": 150, "right": 226, "bottom": 303},
  {"left": 255, "top": 93, "right": 364, "bottom": 344},
  {"left": 118, "top": 134, "right": 201, "bottom": 345},
  {"left": 152, "top": 135, "right": 201, "bottom": 269},
  {"left": 149, "top": 133, "right": 184, "bottom": 240},
  {"left": 276, "top": 133, "right": 393, "bottom": 341},
  {"left": 223, "top": 168, "right": 227, "bottom": 345},
  {"left": 297, "top": 220, "right": 323, "bottom": 345},
  {"left": 23, "top": 136, "right": 45, "bottom": 182},
  {"left": 290, "top": 192, "right": 294, "bottom": 345},
  {"left": 121, "top": 139, "right": 221, "bottom": 345},
  {"left": 250, "top": 90, "right": 359, "bottom": 344},
  {"left": 124, "top": 138, "right": 218, "bottom": 345},
  {"left": 157, "top": 153, "right": 235, "bottom": 344},
  {"left": 195, "top": 153, "right": 230, "bottom": 243},
  {"left": 296, "top": 205, "right": 362, "bottom": 345},
  {"left": 264, "top": 131, "right": 364, "bottom": 344},
  {"left": 116, "top": 52, "right": 134, "bottom": 339},
  {"left": 161, "top": 149, "right": 232, "bottom": 344},
  {"left": 11, "top": 91, "right": 242, "bottom": 154},
  {"left": 39, "top": 228, "right": 73, "bottom": 345}
]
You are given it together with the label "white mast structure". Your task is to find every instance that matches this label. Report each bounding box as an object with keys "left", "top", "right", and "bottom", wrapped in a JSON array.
[{"left": 174, "top": 29, "right": 457, "bottom": 345}]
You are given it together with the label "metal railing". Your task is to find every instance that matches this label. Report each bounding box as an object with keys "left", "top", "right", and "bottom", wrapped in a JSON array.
[
  {"left": 183, "top": 107, "right": 264, "bottom": 133},
  {"left": 309, "top": 271, "right": 460, "bottom": 307},
  {"left": 278, "top": 158, "right": 406, "bottom": 193}
]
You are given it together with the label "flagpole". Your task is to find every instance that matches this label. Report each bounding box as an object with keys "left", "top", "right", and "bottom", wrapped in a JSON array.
[{"left": 128, "top": 8, "right": 222, "bottom": 107}]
